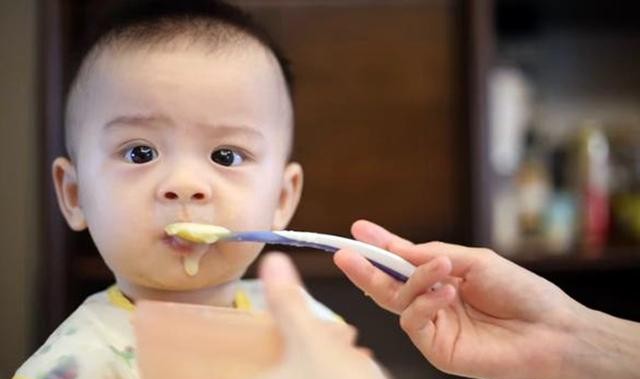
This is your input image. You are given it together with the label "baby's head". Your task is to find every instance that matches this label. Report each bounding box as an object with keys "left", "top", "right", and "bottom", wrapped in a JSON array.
[{"left": 52, "top": 0, "right": 303, "bottom": 296}]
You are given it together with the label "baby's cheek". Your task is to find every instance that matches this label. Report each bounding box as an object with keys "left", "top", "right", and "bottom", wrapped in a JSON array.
[
  {"left": 220, "top": 242, "right": 261, "bottom": 265},
  {"left": 219, "top": 201, "right": 274, "bottom": 231},
  {"left": 86, "top": 199, "right": 149, "bottom": 253},
  {"left": 234, "top": 250, "right": 261, "bottom": 270},
  {"left": 248, "top": 186, "right": 281, "bottom": 219}
]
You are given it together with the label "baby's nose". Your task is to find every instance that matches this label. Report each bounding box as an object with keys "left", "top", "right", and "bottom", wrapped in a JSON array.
[
  {"left": 163, "top": 190, "right": 207, "bottom": 202},
  {"left": 157, "top": 174, "right": 212, "bottom": 203}
]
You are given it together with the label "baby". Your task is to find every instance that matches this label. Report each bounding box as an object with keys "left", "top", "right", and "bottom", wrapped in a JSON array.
[{"left": 14, "top": 1, "right": 339, "bottom": 378}]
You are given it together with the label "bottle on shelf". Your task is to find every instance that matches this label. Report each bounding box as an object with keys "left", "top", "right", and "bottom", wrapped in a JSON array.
[
  {"left": 515, "top": 128, "right": 551, "bottom": 250},
  {"left": 609, "top": 124, "right": 640, "bottom": 246},
  {"left": 544, "top": 148, "right": 577, "bottom": 254},
  {"left": 575, "top": 121, "right": 611, "bottom": 257}
]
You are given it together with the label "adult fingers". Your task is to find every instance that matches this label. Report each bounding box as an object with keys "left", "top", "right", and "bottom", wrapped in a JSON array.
[
  {"left": 259, "top": 252, "right": 315, "bottom": 345},
  {"left": 333, "top": 249, "right": 404, "bottom": 314},
  {"left": 351, "top": 220, "right": 482, "bottom": 277},
  {"left": 399, "top": 284, "right": 457, "bottom": 334},
  {"left": 391, "top": 242, "right": 482, "bottom": 277},
  {"left": 351, "top": 220, "right": 414, "bottom": 251},
  {"left": 335, "top": 241, "right": 482, "bottom": 312},
  {"left": 395, "top": 256, "right": 453, "bottom": 310}
]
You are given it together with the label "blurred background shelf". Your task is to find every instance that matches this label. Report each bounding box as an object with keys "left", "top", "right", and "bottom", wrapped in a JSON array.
[
  {"left": 477, "top": 0, "right": 640, "bottom": 264},
  {"left": 511, "top": 247, "right": 640, "bottom": 272}
]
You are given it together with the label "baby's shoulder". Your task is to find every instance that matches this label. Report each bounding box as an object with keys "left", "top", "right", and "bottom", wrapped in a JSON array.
[{"left": 13, "top": 292, "right": 138, "bottom": 379}]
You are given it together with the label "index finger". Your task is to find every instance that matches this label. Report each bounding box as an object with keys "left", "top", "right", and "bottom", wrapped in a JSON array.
[
  {"left": 351, "top": 220, "right": 414, "bottom": 251},
  {"left": 352, "top": 220, "right": 474, "bottom": 273},
  {"left": 334, "top": 245, "right": 477, "bottom": 318},
  {"left": 333, "top": 249, "right": 403, "bottom": 314},
  {"left": 392, "top": 242, "right": 479, "bottom": 277}
]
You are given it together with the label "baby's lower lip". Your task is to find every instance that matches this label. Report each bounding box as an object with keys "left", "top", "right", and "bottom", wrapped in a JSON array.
[{"left": 164, "top": 236, "right": 201, "bottom": 253}]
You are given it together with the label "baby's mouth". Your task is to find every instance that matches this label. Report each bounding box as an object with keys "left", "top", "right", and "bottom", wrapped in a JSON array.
[
  {"left": 165, "top": 234, "right": 201, "bottom": 251},
  {"left": 164, "top": 222, "right": 231, "bottom": 244},
  {"left": 163, "top": 222, "right": 231, "bottom": 277},
  {"left": 163, "top": 235, "right": 208, "bottom": 277}
]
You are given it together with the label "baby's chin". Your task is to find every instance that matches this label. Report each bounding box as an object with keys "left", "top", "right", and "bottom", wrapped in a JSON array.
[
  {"left": 138, "top": 265, "right": 249, "bottom": 291},
  {"left": 110, "top": 244, "right": 262, "bottom": 293}
]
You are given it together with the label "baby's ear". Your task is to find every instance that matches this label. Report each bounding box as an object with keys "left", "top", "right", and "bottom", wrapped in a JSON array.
[
  {"left": 272, "top": 162, "right": 303, "bottom": 230},
  {"left": 52, "top": 157, "right": 87, "bottom": 231}
]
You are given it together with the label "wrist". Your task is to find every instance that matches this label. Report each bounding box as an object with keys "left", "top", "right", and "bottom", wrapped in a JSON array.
[{"left": 561, "top": 306, "right": 640, "bottom": 379}]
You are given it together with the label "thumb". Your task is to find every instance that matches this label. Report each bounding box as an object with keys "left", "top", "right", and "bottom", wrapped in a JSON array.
[{"left": 259, "top": 252, "right": 315, "bottom": 346}]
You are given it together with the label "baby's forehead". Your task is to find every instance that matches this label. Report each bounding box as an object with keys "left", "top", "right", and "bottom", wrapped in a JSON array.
[
  {"left": 91, "top": 35, "right": 279, "bottom": 80},
  {"left": 86, "top": 40, "right": 290, "bottom": 119}
]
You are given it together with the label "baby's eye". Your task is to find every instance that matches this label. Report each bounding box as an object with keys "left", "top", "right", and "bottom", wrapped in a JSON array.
[
  {"left": 124, "top": 145, "right": 158, "bottom": 164},
  {"left": 211, "top": 148, "right": 244, "bottom": 167}
]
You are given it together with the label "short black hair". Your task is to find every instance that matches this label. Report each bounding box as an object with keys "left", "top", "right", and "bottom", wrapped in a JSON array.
[{"left": 75, "top": 0, "right": 293, "bottom": 94}]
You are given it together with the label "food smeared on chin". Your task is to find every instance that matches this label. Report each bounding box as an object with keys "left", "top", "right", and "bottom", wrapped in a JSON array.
[
  {"left": 183, "top": 251, "right": 206, "bottom": 276},
  {"left": 164, "top": 223, "right": 232, "bottom": 276}
]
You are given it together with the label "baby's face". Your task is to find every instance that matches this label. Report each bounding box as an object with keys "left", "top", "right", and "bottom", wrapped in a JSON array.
[{"left": 65, "top": 43, "right": 298, "bottom": 291}]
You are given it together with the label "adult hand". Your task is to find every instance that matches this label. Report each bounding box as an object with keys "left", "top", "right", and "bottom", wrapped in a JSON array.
[
  {"left": 256, "top": 252, "right": 387, "bottom": 379},
  {"left": 334, "top": 220, "right": 638, "bottom": 379}
]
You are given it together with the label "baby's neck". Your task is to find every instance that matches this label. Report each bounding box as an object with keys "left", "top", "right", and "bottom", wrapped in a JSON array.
[{"left": 115, "top": 279, "right": 238, "bottom": 308}]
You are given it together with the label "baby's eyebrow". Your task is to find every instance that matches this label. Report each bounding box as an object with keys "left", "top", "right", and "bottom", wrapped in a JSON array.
[
  {"left": 103, "top": 115, "right": 265, "bottom": 140},
  {"left": 195, "top": 122, "right": 265, "bottom": 141},
  {"left": 104, "top": 114, "right": 171, "bottom": 129}
]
